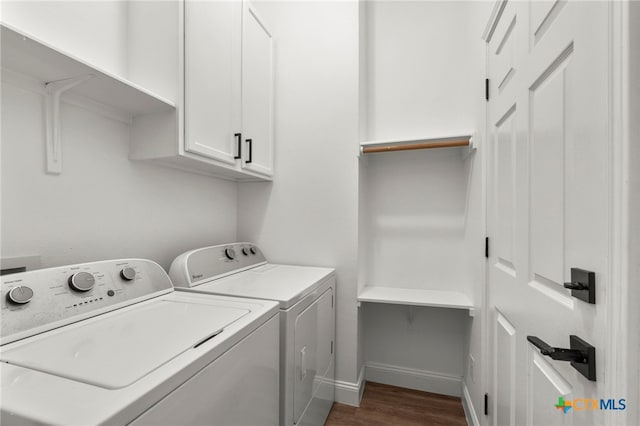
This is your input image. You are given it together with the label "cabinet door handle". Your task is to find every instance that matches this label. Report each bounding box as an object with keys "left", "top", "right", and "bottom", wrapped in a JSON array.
[
  {"left": 234, "top": 133, "right": 242, "bottom": 159},
  {"left": 245, "top": 139, "right": 252, "bottom": 164}
]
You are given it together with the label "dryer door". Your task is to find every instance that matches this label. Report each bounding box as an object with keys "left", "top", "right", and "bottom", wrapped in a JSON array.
[{"left": 293, "top": 287, "right": 334, "bottom": 424}]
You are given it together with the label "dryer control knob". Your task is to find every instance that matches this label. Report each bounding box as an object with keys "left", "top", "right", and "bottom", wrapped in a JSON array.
[
  {"left": 7, "top": 286, "right": 34, "bottom": 304},
  {"left": 120, "top": 267, "right": 136, "bottom": 281},
  {"left": 68, "top": 272, "right": 95, "bottom": 292},
  {"left": 224, "top": 248, "right": 236, "bottom": 260},
  {"left": 249, "top": 247, "right": 257, "bottom": 255},
  {"left": 241, "top": 248, "right": 250, "bottom": 256}
]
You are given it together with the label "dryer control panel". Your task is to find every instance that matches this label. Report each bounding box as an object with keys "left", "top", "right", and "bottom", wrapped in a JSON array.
[
  {"left": 0, "top": 259, "right": 173, "bottom": 345},
  {"left": 170, "top": 242, "right": 266, "bottom": 288}
]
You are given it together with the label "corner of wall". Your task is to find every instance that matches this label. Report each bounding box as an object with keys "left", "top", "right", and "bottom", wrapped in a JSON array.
[{"left": 334, "top": 364, "right": 366, "bottom": 407}]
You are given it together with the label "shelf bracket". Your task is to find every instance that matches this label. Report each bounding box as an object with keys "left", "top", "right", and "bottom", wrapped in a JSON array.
[
  {"left": 44, "top": 74, "right": 94, "bottom": 174},
  {"left": 407, "top": 305, "right": 415, "bottom": 324},
  {"left": 461, "top": 135, "right": 477, "bottom": 160}
]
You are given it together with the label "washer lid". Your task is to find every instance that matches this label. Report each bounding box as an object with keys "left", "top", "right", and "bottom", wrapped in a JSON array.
[
  {"left": 194, "top": 264, "right": 334, "bottom": 309},
  {"left": 0, "top": 299, "right": 249, "bottom": 389}
]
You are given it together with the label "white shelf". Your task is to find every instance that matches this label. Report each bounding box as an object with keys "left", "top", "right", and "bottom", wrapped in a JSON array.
[
  {"left": 358, "top": 286, "right": 474, "bottom": 315},
  {"left": 1, "top": 23, "right": 175, "bottom": 115}
]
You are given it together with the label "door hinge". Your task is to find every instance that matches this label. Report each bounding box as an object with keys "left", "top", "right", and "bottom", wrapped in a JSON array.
[
  {"left": 484, "top": 393, "right": 489, "bottom": 415},
  {"left": 485, "top": 237, "right": 489, "bottom": 258},
  {"left": 485, "top": 78, "right": 490, "bottom": 101},
  {"left": 331, "top": 340, "right": 334, "bottom": 354}
]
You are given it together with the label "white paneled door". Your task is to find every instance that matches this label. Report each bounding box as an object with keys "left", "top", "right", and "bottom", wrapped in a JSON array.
[{"left": 486, "top": 1, "right": 616, "bottom": 425}]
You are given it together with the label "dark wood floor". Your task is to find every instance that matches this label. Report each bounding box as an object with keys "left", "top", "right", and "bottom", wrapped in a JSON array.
[{"left": 325, "top": 382, "right": 467, "bottom": 426}]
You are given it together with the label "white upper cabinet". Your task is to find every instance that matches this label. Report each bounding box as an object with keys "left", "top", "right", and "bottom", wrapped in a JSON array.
[
  {"left": 183, "top": 0, "right": 274, "bottom": 179},
  {"left": 130, "top": 0, "right": 274, "bottom": 181},
  {"left": 184, "top": 0, "right": 241, "bottom": 165},
  {"left": 240, "top": 3, "right": 274, "bottom": 177}
]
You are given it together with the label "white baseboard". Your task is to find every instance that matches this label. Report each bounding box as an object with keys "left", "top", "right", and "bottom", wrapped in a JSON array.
[
  {"left": 462, "top": 382, "right": 480, "bottom": 426},
  {"left": 365, "top": 362, "right": 462, "bottom": 397},
  {"left": 334, "top": 365, "right": 366, "bottom": 407}
]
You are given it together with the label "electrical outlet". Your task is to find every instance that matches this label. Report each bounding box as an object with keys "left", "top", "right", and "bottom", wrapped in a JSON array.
[{"left": 469, "top": 354, "right": 476, "bottom": 384}]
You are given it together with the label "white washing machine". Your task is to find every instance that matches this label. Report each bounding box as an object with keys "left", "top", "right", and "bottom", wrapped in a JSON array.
[
  {"left": 169, "top": 243, "right": 336, "bottom": 426},
  {"left": 1, "top": 258, "right": 280, "bottom": 425}
]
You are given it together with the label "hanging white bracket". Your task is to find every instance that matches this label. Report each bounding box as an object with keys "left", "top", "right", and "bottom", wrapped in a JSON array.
[
  {"left": 407, "top": 305, "right": 415, "bottom": 324},
  {"left": 45, "top": 74, "right": 94, "bottom": 174},
  {"left": 460, "top": 135, "right": 477, "bottom": 160}
]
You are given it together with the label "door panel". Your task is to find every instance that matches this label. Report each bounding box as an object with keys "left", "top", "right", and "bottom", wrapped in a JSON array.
[
  {"left": 184, "top": 0, "right": 241, "bottom": 164},
  {"left": 487, "top": 1, "right": 609, "bottom": 425},
  {"left": 528, "top": 350, "right": 573, "bottom": 426},
  {"left": 241, "top": 2, "right": 274, "bottom": 177},
  {"left": 494, "top": 311, "right": 516, "bottom": 426},
  {"left": 494, "top": 12, "right": 517, "bottom": 94},
  {"left": 494, "top": 106, "right": 517, "bottom": 274},
  {"left": 531, "top": 1, "right": 567, "bottom": 45},
  {"left": 529, "top": 51, "right": 570, "bottom": 294}
]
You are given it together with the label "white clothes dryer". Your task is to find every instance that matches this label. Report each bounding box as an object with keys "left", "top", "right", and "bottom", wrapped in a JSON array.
[
  {"left": 1, "top": 258, "right": 280, "bottom": 425},
  {"left": 170, "top": 243, "right": 336, "bottom": 426}
]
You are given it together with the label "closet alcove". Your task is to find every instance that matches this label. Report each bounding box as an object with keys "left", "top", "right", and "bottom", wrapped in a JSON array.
[
  {"left": 357, "top": 135, "right": 479, "bottom": 396},
  {"left": 355, "top": 0, "right": 486, "bottom": 397}
]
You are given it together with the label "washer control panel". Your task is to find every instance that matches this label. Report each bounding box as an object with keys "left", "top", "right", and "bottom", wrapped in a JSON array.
[
  {"left": 1, "top": 259, "right": 173, "bottom": 345},
  {"left": 170, "top": 242, "right": 266, "bottom": 288}
]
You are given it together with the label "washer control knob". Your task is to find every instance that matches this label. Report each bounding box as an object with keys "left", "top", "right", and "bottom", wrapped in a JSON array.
[
  {"left": 250, "top": 247, "right": 257, "bottom": 255},
  {"left": 120, "top": 267, "right": 136, "bottom": 281},
  {"left": 7, "top": 286, "right": 34, "bottom": 304},
  {"left": 224, "top": 248, "right": 236, "bottom": 260},
  {"left": 242, "top": 248, "right": 250, "bottom": 256},
  {"left": 68, "top": 272, "right": 95, "bottom": 292}
]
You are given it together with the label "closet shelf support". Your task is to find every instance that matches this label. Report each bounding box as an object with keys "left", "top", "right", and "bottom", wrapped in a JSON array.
[{"left": 45, "top": 74, "right": 95, "bottom": 174}]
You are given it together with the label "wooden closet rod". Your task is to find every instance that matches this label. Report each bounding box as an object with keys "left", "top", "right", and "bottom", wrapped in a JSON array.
[{"left": 361, "top": 138, "right": 470, "bottom": 154}]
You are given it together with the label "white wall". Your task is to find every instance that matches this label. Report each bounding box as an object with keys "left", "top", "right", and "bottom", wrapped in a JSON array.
[
  {"left": 356, "top": 0, "right": 370, "bottom": 381},
  {"left": 366, "top": 1, "right": 476, "bottom": 141},
  {"left": 363, "top": 304, "right": 469, "bottom": 396},
  {"left": 1, "top": 1, "right": 177, "bottom": 103},
  {"left": 364, "top": 148, "right": 471, "bottom": 292},
  {"left": 236, "top": 0, "right": 361, "bottom": 402},
  {"left": 127, "top": 1, "right": 178, "bottom": 102},
  {"left": 1, "top": 80, "right": 237, "bottom": 270},
  {"left": 1, "top": 1, "right": 130, "bottom": 78},
  {"left": 1, "top": 1, "right": 236, "bottom": 271}
]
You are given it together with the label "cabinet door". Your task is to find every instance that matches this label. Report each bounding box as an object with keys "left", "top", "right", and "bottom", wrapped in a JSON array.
[
  {"left": 241, "top": 2, "right": 274, "bottom": 177},
  {"left": 184, "top": 0, "right": 241, "bottom": 164}
]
